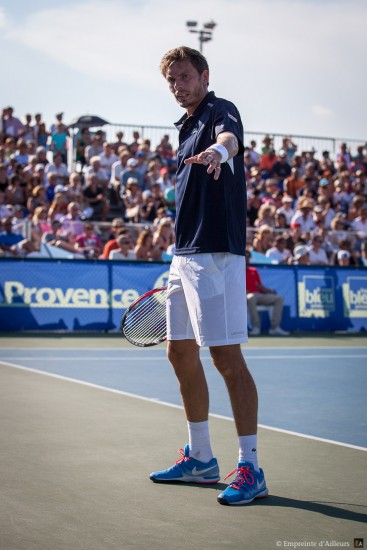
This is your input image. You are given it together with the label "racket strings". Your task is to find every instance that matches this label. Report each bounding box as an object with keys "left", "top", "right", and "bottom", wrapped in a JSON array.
[{"left": 123, "top": 290, "right": 167, "bottom": 346}]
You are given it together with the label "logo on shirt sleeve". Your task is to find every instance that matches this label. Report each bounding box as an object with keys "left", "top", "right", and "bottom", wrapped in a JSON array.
[{"left": 228, "top": 113, "right": 238, "bottom": 123}]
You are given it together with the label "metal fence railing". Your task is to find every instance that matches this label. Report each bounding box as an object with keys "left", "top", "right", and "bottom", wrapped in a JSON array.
[{"left": 70, "top": 122, "right": 365, "bottom": 167}]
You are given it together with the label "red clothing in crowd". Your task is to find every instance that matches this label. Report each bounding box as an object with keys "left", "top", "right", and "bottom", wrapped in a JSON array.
[{"left": 246, "top": 266, "right": 262, "bottom": 293}]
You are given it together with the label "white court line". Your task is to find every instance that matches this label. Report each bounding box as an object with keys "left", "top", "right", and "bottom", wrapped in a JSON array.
[
  {"left": 0, "top": 354, "right": 366, "bottom": 361},
  {"left": 0, "top": 345, "right": 366, "bottom": 351},
  {"left": 1, "top": 359, "right": 366, "bottom": 453}
]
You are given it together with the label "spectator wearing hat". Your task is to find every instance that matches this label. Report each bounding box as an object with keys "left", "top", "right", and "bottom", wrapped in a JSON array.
[
  {"left": 336, "top": 249, "right": 351, "bottom": 267},
  {"left": 109, "top": 234, "right": 136, "bottom": 261},
  {"left": 245, "top": 248, "right": 289, "bottom": 336},
  {"left": 307, "top": 234, "right": 330, "bottom": 265},
  {"left": 83, "top": 174, "right": 110, "bottom": 221},
  {"left": 265, "top": 235, "right": 292, "bottom": 264},
  {"left": 292, "top": 245, "right": 310, "bottom": 265},
  {"left": 290, "top": 197, "right": 316, "bottom": 233}
]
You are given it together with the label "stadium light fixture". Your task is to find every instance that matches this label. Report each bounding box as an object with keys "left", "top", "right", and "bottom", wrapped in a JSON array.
[{"left": 186, "top": 20, "right": 217, "bottom": 53}]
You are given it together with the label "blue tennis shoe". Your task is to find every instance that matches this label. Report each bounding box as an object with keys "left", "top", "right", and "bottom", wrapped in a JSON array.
[
  {"left": 150, "top": 445, "right": 220, "bottom": 484},
  {"left": 217, "top": 461, "right": 268, "bottom": 505}
]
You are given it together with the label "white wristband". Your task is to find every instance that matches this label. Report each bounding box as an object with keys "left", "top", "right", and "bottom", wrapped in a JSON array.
[{"left": 206, "top": 143, "right": 229, "bottom": 163}]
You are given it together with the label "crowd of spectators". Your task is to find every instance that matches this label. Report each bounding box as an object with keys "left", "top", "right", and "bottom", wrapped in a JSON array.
[
  {"left": 0, "top": 106, "right": 366, "bottom": 267},
  {"left": 245, "top": 135, "right": 367, "bottom": 267}
]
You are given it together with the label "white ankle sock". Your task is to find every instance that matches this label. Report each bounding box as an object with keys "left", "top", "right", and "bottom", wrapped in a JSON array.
[
  {"left": 238, "top": 434, "right": 259, "bottom": 471},
  {"left": 187, "top": 420, "right": 213, "bottom": 463}
]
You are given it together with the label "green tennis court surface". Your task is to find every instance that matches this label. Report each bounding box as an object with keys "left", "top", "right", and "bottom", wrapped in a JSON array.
[{"left": 0, "top": 335, "right": 366, "bottom": 550}]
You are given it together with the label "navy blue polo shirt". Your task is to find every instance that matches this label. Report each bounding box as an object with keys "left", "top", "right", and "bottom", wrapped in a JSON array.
[{"left": 174, "top": 91, "right": 246, "bottom": 256}]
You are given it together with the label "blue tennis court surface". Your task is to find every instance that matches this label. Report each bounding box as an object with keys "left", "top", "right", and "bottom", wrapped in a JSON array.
[{"left": 1, "top": 346, "right": 366, "bottom": 449}]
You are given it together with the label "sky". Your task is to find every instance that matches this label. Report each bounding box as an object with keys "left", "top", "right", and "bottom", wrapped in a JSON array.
[{"left": 1, "top": 0, "right": 366, "bottom": 142}]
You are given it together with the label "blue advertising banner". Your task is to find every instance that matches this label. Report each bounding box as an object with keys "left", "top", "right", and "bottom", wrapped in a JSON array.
[
  {"left": 0, "top": 259, "right": 366, "bottom": 332},
  {"left": 0, "top": 259, "right": 170, "bottom": 331}
]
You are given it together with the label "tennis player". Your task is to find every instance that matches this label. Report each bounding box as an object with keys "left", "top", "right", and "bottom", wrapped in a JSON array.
[{"left": 150, "top": 46, "right": 268, "bottom": 506}]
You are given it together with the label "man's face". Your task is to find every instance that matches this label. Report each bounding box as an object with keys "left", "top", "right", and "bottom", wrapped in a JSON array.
[{"left": 165, "top": 60, "right": 208, "bottom": 115}]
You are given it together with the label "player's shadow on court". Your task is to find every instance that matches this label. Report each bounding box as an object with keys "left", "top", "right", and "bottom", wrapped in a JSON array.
[{"left": 256, "top": 495, "right": 367, "bottom": 524}]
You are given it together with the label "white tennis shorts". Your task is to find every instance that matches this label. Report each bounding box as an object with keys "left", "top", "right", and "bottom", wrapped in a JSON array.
[{"left": 166, "top": 252, "right": 248, "bottom": 347}]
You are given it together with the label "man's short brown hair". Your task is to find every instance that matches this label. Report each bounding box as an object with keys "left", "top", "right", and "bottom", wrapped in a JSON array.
[{"left": 160, "top": 46, "right": 209, "bottom": 78}]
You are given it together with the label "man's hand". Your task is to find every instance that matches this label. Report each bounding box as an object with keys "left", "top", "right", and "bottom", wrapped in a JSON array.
[{"left": 184, "top": 149, "right": 222, "bottom": 181}]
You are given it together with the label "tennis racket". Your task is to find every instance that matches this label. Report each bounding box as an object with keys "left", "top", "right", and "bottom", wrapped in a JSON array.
[{"left": 121, "top": 287, "right": 167, "bottom": 347}]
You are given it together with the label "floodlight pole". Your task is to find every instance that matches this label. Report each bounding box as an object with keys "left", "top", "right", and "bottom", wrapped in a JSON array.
[{"left": 186, "top": 20, "right": 217, "bottom": 53}]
